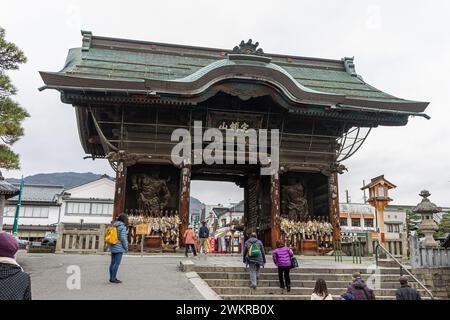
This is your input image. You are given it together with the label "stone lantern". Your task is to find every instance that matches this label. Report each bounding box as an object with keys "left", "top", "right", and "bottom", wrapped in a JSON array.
[{"left": 413, "top": 190, "right": 441, "bottom": 247}]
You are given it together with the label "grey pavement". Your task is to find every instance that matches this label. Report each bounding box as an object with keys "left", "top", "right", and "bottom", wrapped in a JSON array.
[
  {"left": 14, "top": 251, "right": 397, "bottom": 300},
  {"left": 16, "top": 251, "right": 204, "bottom": 300}
]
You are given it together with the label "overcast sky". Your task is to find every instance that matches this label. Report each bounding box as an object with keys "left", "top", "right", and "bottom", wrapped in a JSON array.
[{"left": 1, "top": 0, "right": 449, "bottom": 206}]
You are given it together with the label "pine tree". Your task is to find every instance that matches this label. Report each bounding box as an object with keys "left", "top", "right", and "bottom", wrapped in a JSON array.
[
  {"left": 0, "top": 26, "right": 29, "bottom": 169},
  {"left": 437, "top": 212, "right": 450, "bottom": 237},
  {"left": 404, "top": 208, "right": 422, "bottom": 236}
]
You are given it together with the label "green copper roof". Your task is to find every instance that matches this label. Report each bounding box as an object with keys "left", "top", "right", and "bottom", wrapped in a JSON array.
[{"left": 40, "top": 31, "right": 429, "bottom": 114}]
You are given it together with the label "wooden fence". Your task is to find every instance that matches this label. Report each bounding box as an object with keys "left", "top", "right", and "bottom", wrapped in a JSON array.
[{"left": 55, "top": 224, "right": 106, "bottom": 253}]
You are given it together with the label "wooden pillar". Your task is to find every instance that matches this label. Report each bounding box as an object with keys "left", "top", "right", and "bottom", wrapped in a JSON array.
[
  {"left": 98, "top": 224, "right": 106, "bottom": 252},
  {"left": 55, "top": 223, "right": 64, "bottom": 253},
  {"left": 374, "top": 201, "right": 387, "bottom": 247},
  {"left": 179, "top": 163, "right": 191, "bottom": 246},
  {"left": 112, "top": 161, "right": 127, "bottom": 223},
  {"left": 271, "top": 171, "right": 281, "bottom": 249},
  {"left": 329, "top": 173, "right": 341, "bottom": 241}
]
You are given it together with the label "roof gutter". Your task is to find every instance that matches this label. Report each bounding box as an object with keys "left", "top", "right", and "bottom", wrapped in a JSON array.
[
  {"left": 38, "top": 84, "right": 159, "bottom": 96},
  {"left": 332, "top": 104, "right": 430, "bottom": 120}
]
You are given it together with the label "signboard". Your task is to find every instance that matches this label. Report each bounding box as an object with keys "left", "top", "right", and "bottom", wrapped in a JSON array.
[
  {"left": 135, "top": 224, "right": 151, "bottom": 235},
  {"left": 209, "top": 236, "right": 215, "bottom": 253}
]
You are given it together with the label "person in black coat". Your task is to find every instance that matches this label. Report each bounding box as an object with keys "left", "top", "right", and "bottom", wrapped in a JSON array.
[
  {"left": 395, "top": 276, "right": 421, "bottom": 300},
  {"left": 0, "top": 232, "right": 31, "bottom": 300}
]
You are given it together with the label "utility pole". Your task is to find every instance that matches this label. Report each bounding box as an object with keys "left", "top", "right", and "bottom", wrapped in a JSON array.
[
  {"left": 345, "top": 190, "right": 351, "bottom": 203},
  {"left": 363, "top": 180, "right": 367, "bottom": 204}
]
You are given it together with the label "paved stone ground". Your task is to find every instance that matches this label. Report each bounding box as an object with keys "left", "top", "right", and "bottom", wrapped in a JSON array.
[
  {"left": 15, "top": 251, "right": 394, "bottom": 300},
  {"left": 16, "top": 251, "right": 203, "bottom": 300}
]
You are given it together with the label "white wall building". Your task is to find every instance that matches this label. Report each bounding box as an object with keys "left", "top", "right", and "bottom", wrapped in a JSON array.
[
  {"left": 2, "top": 176, "right": 115, "bottom": 240},
  {"left": 217, "top": 201, "right": 244, "bottom": 227},
  {"left": 339, "top": 202, "right": 408, "bottom": 256},
  {"left": 3, "top": 184, "right": 64, "bottom": 241},
  {"left": 60, "top": 176, "right": 115, "bottom": 226}
]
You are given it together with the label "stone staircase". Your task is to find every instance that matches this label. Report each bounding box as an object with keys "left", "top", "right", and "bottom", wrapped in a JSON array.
[{"left": 194, "top": 266, "right": 431, "bottom": 300}]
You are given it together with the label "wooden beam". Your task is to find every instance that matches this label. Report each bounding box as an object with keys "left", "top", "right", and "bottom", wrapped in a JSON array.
[
  {"left": 271, "top": 171, "right": 281, "bottom": 249},
  {"left": 329, "top": 172, "right": 341, "bottom": 241},
  {"left": 179, "top": 163, "right": 191, "bottom": 246},
  {"left": 112, "top": 162, "right": 127, "bottom": 223}
]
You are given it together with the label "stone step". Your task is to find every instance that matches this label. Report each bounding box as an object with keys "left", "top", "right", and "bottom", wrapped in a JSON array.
[
  {"left": 220, "top": 294, "right": 432, "bottom": 300},
  {"left": 193, "top": 266, "right": 407, "bottom": 274},
  {"left": 220, "top": 294, "right": 391, "bottom": 300},
  {"left": 211, "top": 287, "right": 426, "bottom": 296},
  {"left": 197, "top": 272, "right": 404, "bottom": 282},
  {"left": 204, "top": 279, "right": 423, "bottom": 289}
]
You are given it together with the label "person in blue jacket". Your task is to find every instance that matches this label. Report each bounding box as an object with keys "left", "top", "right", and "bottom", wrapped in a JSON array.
[{"left": 109, "top": 213, "right": 129, "bottom": 283}]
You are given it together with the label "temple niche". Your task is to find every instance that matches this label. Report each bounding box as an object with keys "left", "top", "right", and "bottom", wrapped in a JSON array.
[
  {"left": 280, "top": 172, "right": 334, "bottom": 252},
  {"left": 131, "top": 173, "right": 171, "bottom": 217},
  {"left": 124, "top": 164, "right": 181, "bottom": 250}
]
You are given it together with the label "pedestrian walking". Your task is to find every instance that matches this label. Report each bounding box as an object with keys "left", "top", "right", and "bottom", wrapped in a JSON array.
[
  {"left": 198, "top": 221, "right": 210, "bottom": 255},
  {"left": 272, "top": 240, "right": 294, "bottom": 292},
  {"left": 0, "top": 232, "right": 32, "bottom": 300},
  {"left": 108, "top": 213, "right": 128, "bottom": 284},
  {"left": 311, "top": 278, "right": 333, "bottom": 300},
  {"left": 342, "top": 272, "right": 375, "bottom": 300},
  {"left": 395, "top": 276, "right": 421, "bottom": 300},
  {"left": 184, "top": 225, "right": 197, "bottom": 257},
  {"left": 243, "top": 232, "right": 266, "bottom": 289}
]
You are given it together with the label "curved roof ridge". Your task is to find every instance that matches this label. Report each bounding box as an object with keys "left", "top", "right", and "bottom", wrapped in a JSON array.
[{"left": 88, "top": 32, "right": 345, "bottom": 65}]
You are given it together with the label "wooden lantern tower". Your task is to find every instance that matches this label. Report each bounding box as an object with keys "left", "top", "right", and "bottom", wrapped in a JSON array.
[{"left": 362, "top": 175, "right": 396, "bottom": 247}]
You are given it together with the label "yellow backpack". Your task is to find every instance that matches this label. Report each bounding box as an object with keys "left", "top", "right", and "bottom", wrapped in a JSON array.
[{"left": 105, "top": 226, "right": 119, "bottom": 245}]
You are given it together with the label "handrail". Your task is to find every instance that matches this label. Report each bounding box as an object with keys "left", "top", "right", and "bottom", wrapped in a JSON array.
[
  {"left": 333, "top": 240, "right": 342, "bottom": 262},
  {"left": 375, "top": 243, "right": 434, "bottom": 300}
]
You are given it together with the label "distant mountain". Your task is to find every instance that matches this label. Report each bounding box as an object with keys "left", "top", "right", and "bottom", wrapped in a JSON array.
[
  {"left": 190, "top": 196, "right": 203, "bottom": 205},
  {"left": 6, "top": 172, "right": 112, "bottom": 189}
]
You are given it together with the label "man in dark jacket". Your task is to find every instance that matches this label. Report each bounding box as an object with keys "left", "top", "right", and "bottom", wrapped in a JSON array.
[
  {"left": 344, "top": 272, "right": 375, "bottom": 300},
  {"left": 395, "top": 276, "right": 421, "bottom": 300},
  {"left": 0, "top": 232, "right": 32, "bottom": 300},
  {"left": 243, "top": 232, "right": 266, "bottom": 289},
  {"left": 198, "top": 221, "right": 210, "bottom": 255}
]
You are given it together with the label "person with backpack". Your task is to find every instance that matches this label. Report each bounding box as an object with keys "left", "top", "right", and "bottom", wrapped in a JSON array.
[
  {"left": 243, "top": 232, "right": 266, "bottom": 289},
  {"left": 183, "top": 225, "right": 197, "bottom": 257},
  {"left": 311, "top": 278, "right": 333, "bottom": 300},
  {"left": 198, "top": 221, "right": 210, "bottom": 255},
  {"left": 343, "top": 272, "right": 376, "bottom": 300},
  {"left": 395, "top": 276, "right": 421, "bottom": 300},
  {"left": 272, "top": 240, "right": 294, "bottom": 292},
  {"left": 108, "top": 213, "right": 128, "bottom": 284},
  {"left": 0, "top": 232, "right": 32, "bottom": 300}
]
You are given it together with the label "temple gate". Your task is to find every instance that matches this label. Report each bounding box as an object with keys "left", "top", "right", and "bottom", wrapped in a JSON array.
[{"left": 40, "top": 33, "right": 429, "bottom": 250}]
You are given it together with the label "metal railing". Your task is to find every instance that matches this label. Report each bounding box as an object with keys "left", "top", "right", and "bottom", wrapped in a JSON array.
[
  {"left": 333, "top": 240, "right": 343, "bottom": 262},
  {"left": 352, "top": 240, "right": 362, "bottom": 264},
  {"left": 375, "top": 243, "right": 434, "bottom": 299}
]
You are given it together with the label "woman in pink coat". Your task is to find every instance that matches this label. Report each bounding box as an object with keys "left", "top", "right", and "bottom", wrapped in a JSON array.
[{"left": 272, "top": 240, "right": 294, "bottom": 291}]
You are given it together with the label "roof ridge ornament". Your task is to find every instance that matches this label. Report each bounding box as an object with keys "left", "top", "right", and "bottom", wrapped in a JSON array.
[
  {"left": 342, "top": 56, "right": 357, "bottom": 76},
  {"left": 81, "top": 30, "right": 93, "bottom": 52},
  {"left": 232, "top": 39, "right": 264, "bottom": 56},
  {"left": 342, "top": 56, "right": 365, "bottom": 81}
]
